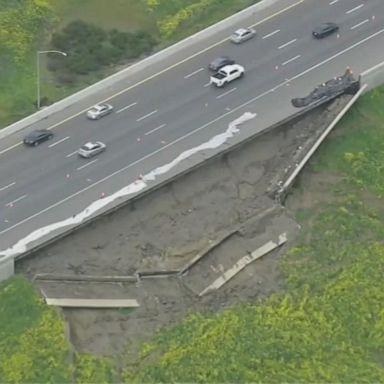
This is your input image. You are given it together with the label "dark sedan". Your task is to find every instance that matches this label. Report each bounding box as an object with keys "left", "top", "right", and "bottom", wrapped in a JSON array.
[
  {"left": 23, "top": 129, "right": 53, "bottom": 146},
  {"left": 312, "top": 22, "right": 339, "bottom": 39},
  {"left": 208, "top": 56, "right": 235, "bottom": 71}
]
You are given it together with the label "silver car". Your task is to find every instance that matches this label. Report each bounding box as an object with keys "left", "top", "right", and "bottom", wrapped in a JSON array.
[
  {"left": 86, "top": 103, "right": 113, "bottom": 120},
  {"left": 78, "top": 141, "right": 106, "bottom": 158},
  {"left": 230, "top": 27, "right": 256, "bottom": 44}
]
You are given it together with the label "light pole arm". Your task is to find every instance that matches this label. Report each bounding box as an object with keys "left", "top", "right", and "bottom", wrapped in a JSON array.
[{"left": 36, "top": 50, "right": 67, "bottom": 110}]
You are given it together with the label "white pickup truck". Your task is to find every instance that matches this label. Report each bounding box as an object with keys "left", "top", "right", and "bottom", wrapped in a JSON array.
[{"left": 210, "top": 64, "right": 244, "bottom": 87}]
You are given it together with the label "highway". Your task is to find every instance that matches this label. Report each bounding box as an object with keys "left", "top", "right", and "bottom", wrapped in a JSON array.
[{"left": 1, "top": 0, "right": 384, "bottom": 253}]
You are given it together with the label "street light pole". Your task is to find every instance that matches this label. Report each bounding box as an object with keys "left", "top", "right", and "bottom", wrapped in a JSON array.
[{"left": 36, "top": 50, "right": 67, "bottom": 110}]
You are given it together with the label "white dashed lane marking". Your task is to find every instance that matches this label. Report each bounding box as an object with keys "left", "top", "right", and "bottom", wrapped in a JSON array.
[
  {"left": 136, "top": 109, "right": 158, "bottom": 122},
  {"left": 262, "top": 29, "right": 280, "bottom": 39},
  {"left": 66, "top": 151, "right": 78, "bottom": 158},
  {"left": 145, "top": 124, "right": 167, "bottom": 136},
  {"left": 282, "top": 55, "right": 301, "bottom": 66},
  {"left": 278, "top": 38, "right": 297, "bottom": 49},
  {"left": 346, "top": 4, "right": 364, "bottom": 14},
  {"left": 6, "top": 194, "right": 27, "bottom": 207},
  {"left": 351, "top": 19, "right": 369, "bottom": 30},
  {"left": 184, "top": 68, "right": 204, "bottom": 79},
  {"left": 48, "top": 136, "right": 70, "bottom": 148},
  {"left": 216, "top": 88, "right": 237, "bottom": 99},
  {"left": 116, "top": 102, "right": 137, "bottom": 114},
  {"left": 0, "top": 182, "right": 15, "bottom": 192},
  {"left": 76, "top": 159, "right": 98, "bottom": 171}
]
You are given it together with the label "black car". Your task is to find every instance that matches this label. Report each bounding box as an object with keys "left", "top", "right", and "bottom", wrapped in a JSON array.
[
  {"left": 23, "top": 129, "right": 53, "bottom": 146},
  {"left": 208, "top": 56, "right": 235, "bottom": 71},
  {"left": 312, "top": 22, "right": 339, "bottom": 39}
]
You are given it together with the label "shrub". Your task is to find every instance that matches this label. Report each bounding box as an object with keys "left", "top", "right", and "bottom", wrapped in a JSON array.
[{"left": 49, "top": 21, "right": 157, "bottom": 78}]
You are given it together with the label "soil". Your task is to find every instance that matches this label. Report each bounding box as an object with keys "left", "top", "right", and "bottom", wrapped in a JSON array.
[{"left": 17, "top": 96, "right": 351, "bottom": 361}]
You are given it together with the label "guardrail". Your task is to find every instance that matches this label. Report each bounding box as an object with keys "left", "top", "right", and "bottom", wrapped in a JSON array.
[
  {"left": 275, "top": 83, "right": 368, "bottom": 201},
  {"left": 360, "top": 60, "right": 384, "bottom": 92}
]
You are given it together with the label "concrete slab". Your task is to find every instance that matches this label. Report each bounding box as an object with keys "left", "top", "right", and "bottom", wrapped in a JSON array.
[{"left": 45, "top": 298, "right": 139, "bottom": 308}]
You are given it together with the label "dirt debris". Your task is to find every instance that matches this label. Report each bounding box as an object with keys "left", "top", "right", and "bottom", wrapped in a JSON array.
[{"left": 17, "top": 96, "right": 351, "bottom": 358}]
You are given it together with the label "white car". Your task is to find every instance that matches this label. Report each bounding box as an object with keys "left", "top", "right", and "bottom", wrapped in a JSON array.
[
  {"left": 210, "top": 64, "right": 245, "bottom": 87},
  {"left": 78, "top": 141, "right": 106, "bottom": 158},
  {"left": 86, "top": 103, "right": 113, "bottom": 120},
  {"left": 230, "top": 27, "right": 256, "bottom": 44}
]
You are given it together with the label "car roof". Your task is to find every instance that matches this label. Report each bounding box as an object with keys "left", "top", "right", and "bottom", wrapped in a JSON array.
[
  {"left": 221, "top": 64, "right": 241, "bottom": 71},
  {"left": 27, "top": 129, "right": 48, "bottom": 137},
  {"left": 211, "top": 56, "right": 230, "bottom": 64},
  {"left": 92, "top": 104, "right": 105, "bottom": 111},
  {"left": 82, "top": 142, "right": 98, "bottom": 150},
  {"left": 317, "top": 22, "right": 336, "bottom": 30},
  {"left": 233, "top": 28, "right": 250, "bottom": 35}
]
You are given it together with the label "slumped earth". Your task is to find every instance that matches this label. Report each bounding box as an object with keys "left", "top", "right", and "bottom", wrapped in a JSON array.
[{"left": 18, "top": 96, "right": 350, "bottom": 357}]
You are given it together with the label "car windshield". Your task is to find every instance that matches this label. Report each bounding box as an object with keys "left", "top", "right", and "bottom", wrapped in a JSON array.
[
  {"left": 213, "top": 57, "right": 226, "bottom": 65},
  {"left": 82, "top": 143, "right": 97, "bottom": 150},
  {"left": 28, "top": 130, "right": 45, "bottom": 138}
]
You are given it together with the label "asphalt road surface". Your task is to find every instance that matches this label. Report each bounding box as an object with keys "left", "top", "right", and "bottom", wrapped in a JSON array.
[{"left": 1, "top": 0, "right": 384, "bottom": 251}]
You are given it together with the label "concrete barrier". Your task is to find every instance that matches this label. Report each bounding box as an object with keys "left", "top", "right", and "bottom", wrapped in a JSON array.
[
  {"left": 45, "top": 298, "right": 139, "bottom": 308},
  {"left": 0, "top": 257, "right": 14, "bottom": 282},
  {"left": 0, "top": 0, "right": 286, "bottom": 139},
  {"left": 276, "top": 83, "right": 368, "bottom": 201},
  {"left": 199, "top": 233, "right": 287, "bottom": 296}
]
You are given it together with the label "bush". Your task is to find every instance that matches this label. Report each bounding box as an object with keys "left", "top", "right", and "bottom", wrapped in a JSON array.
[{"left": 49, "top": 20, "right": 157, "bottom": 78}]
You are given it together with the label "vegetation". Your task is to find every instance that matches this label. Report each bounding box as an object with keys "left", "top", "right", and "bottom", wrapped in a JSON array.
[
  {"left": 49, "top": 20, "right": 156, "bottom": 80},
  {"left": 124, "top": 87, "right": 384, "bottom": 381},
  {"left": 0, "top": 276, "right": 116, "bottom": 383}
]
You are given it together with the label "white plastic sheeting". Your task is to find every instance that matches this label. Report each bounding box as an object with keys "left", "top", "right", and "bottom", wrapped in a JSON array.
[{"left": 0, "top": 112, "right": 256, "bottom": 260}]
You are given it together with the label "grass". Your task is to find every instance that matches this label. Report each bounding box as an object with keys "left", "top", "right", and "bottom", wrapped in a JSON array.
[
  {"left": 0, "top": 276, "right": 117, "bottom": 383},
  {"left": 52, "top": 0, "right": 156, "bottom": 33}
]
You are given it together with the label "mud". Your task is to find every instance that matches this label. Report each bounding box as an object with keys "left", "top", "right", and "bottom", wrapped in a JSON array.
[{"left": 17, "top": 96, "right": 350, "bottom": 359}]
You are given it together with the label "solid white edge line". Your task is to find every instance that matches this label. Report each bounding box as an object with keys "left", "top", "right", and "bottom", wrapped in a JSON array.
[
  {"left": 136, "top": 109, "right": 158, "bottom": 122},
  {"left": 0, "top": 182, "right": 16, "bottom": 192},
  {"left": 116, "top": 102, "right": 137, "bottom": 114},
  {"left": 290, "top": 27, "right": 384, "bottom": 82},
  {"left": 48, "top": 136, "right": 70, "bottom": 148}
]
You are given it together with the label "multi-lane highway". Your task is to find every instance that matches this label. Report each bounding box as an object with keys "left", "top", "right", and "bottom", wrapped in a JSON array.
[{"left": 1, "top": 0, "right": 384, "bottom": 254}]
